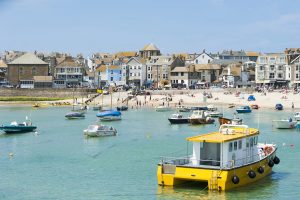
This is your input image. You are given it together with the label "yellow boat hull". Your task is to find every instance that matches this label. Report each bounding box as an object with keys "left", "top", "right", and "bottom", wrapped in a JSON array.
[{"left": 157, "top": 152, "right": 277, "bottom": 191}]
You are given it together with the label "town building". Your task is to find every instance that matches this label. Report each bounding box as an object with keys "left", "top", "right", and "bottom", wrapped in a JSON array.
[
  {"left": 54, "top": 56, "right": 85, "bottom": 88},
  {"left": 146, "top": 56, "right": 185, "bottom": 88},
  {"left": 255, "top": 53, "right": 289, "bottom": 88},
  {"left": 0, "top": 60, "right": 7, "bottom": 83},
  {"left": 139, "top": 43, "right": 161, "bottom": 59},
  {"left": 217, "top": 50, "right": 249, "bottom": 62},
  {"left": 7, "top": 53, "right": 49, "bottom": 88},
  {"left": 285, "top": 48, "right": 300, "bottom": 88},
  {"left": 122, "top": 57, "right": 146, "bottom": 88}
]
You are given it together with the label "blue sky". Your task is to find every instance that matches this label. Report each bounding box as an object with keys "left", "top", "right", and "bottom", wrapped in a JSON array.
[{"left": 0, "top": 0, "right": 300, "bottom": 56}]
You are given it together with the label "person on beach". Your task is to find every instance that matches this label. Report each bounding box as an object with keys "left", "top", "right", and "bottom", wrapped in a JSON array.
[{"left": 292, "top": 102, "right": 294, "bottom": 109}]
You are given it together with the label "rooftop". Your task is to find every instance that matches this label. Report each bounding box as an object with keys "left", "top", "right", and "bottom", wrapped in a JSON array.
[
  {"left": 9, "top": 53, "right": 48, "bottom": 65},
  {"left": 141, "top": 43, "right": 160, "bottom": 51},
  {"left": 187, "top": 126, "right": 259, "bottom": 143}
]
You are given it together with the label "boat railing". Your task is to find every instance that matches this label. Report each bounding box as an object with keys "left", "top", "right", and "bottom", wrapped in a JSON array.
[
  {"left": 219, "top": 124, "right": 250, "bottom": 135},
  {"left": 160, "top": 150, "right": 269, "bottom": 170}
]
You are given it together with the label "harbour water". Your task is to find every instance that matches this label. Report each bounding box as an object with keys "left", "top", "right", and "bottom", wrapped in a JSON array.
[{"left": 0, "top": 106, "right": 299, "bottom": 199}]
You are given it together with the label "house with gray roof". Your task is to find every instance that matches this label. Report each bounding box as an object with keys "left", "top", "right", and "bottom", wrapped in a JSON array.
[
  {"left": 7, "top": 53, "right": 49, "bottom": 87},
  {"left": 146, "top": 55, "right": 185, "bottom": 88}
]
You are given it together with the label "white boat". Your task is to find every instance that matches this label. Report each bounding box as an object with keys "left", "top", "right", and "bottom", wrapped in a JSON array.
[
  {"left": 155, "top": 105, "right": 171, "bottom": 112},
  {"left": 204, "top": 111, "right": 223, "bottom": 118},
  {"left": 177, "top": 106, "right": 191, "bottom": 112},
  {"left": 188, "top": 110, "right": 215, "bottom": 125},
  {"left": 272, "top": 118, "right": 297, "bottom": 129},
  {"left": 294, "top": 112, "right": 300, "bottom": 121},
  {"left": 205, "top": 105, "right": 223, "bottom": 117},
  {"left": 83, "top": 124, "right": 117, "bottom": 137}
]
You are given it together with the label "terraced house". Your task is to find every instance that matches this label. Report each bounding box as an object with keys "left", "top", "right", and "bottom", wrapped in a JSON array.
[
  {"left": 146, "top": 56, "right": 185, "bottom": 88},
  {"left": 54, "top": 56, "right": 85, "bottom": 88},
  {"left": 122, "top": 57, "right": 146, "bottom": 88},
  {"left": 286, "top": 48, "right": 300, "bottom": 87},
  {"left": 255, "top": 53, "right": 289, "bottom": 88}
]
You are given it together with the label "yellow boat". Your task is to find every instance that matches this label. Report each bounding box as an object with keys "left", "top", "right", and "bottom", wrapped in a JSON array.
[
  {"left": 157, "top": 124, "right": 280, "bottom": 191},
  {"left": 32, "top": 102, "right": 48, "bottom": 108}
]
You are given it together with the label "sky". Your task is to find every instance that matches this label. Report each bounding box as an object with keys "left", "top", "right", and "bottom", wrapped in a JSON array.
[{"left": 0, "top": 0, "right": 300, "bottom": 56}]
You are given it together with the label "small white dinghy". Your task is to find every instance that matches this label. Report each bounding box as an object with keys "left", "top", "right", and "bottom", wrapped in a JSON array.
[
  {"left": 83, "top": 124, "right": 117, "bottom": 137},
  {"left": 272, "top": 118, "right": 297, "bottom": 129}
]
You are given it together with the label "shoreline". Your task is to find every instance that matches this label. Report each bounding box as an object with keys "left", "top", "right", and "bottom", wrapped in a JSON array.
[{"left": 0, "top": 90, "right": 299, "bottom": 110}]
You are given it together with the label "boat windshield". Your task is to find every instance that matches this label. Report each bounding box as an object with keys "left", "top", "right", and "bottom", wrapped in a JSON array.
[{"left": 88, "top": 125, "right": 98, "bottom": 131}]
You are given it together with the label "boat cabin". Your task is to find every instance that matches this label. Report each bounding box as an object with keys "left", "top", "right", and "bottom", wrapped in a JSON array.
[{"left": 186, "top": 124, "right": 260, "bottom": 169}]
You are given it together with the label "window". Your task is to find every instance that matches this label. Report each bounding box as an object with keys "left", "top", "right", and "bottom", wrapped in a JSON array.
[
  {"left": 181, "top": 72, "right": 184, "bottom": 76},
  {"left": 138, "top": 73, "right": 140, "bottom": 76},
  {"left": 130, "top": 66, "right": 132, "bottom": 69},
  {"left": 234, "top": 141, "right": 237, "bottom": 150},
  {"left": 138, "top": 66, "right": 141, "bottom": 69},
  {"left": 254, "top": 137, "right": 258, "bottom": 145},
  {"left": 269, "top": 73, "right": 274, "bottom": 79},
  {"left": 278, "top": 73, "right": 282, "bottom": 78},
  {"left": 111, "top": 71, "right": 113, "bottom": 74},
  {"left": 134, "top": 66, "right": 136, "bottom": 69},
  {"left": 270, "top": 65, "right": 274, "bottom": 70},
  {"left": 246, "top": 139, "right": 249, "bottom": 148},
  {"left": 130, "top": 73, "right": 132, "bottom": 76},
  {"left": 110, "top": 77, "right": 113, "bottom": 81},
  {"left": 119, "top": 71, "right": 121, "bottom": 74},
  {"left": 31, "top": 67, "right": 36, "bottom": 75},
  {"left": 296, "top": 74, "right": 299, "bottom": 79},
  {"left": 238, "top": 140, "right": 242, "bottom": 149},
  {"left": 229, "top": 143, "right": 233, "bottom": 152},
  {"left": 278, "top": 65, "right": 283, "bottom": 70},
  {"left": 19, "top": 67, "right": 23, "bottom": 74},
  {"left": 148, "top": 74, "right": 151, "bottom": 79},
  {"left": 250, "top": 138, "right": 253, "bottom": 147},
  {"left": 260, "top": 66, "right": 264, "bottom": 71}
]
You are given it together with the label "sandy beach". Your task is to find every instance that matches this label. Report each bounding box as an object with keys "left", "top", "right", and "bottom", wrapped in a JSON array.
[
  {"left": 75, "top": 89, "right": 300, "bottom": 110},
  {"left": 1, "top": 89, "right": 299, "bottom": 110}
]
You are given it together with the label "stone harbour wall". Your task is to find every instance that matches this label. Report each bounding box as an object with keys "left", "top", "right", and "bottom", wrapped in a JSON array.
[{"left": 0, "top": 88, "right": 96, "bottom": 98}]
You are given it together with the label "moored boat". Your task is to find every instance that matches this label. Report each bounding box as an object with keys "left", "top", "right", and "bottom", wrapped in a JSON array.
[
  {"left": 65, "top": 112, "right": 85, "bottom": 119},
  {"left": 251, "top": 104, "right": 259, "bottom": 109},
  {"left": 218, "top": 116, "right": 243, "bottom": 126},
  {"left": 188, "top": 110, "right": 215, "bottom": 125},
  {"left": 96, "top": 110, "right": 122, "bottom": 121},
  {"left": 155, "top": 105, "right": 171, "bottom": 112},
  {"left": 177, "top": 106, "right": 191, "bottom": 112},
  {"left": 157, "top": 124, "right": 280, "bottom": 191},
  {"left": 190, "top": 106, "right": 208, "bottom": 111},
  {"left": 0, "top": 120, "right": 37, "bottom": 134},
  {"left": 168, "top": 114, "right": 189, "bottom": 124},
  {"left": 117, "top": 106, "right": 128, "bottom": 111},
  {"left": 272, "top": 118, "right": 296, "bottom": 129},
  {"left": 275, "top": 103, "right": 283, "bottom": 110},
  {"left": 236, "top": 106, "right": 251, "bottom": 113},
  {"left": 83, "top": 124, "right": 117, "bottom": 137}
]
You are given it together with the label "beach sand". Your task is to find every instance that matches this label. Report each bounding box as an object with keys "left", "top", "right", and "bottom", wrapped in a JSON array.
[{"left": 1, "top": 89, "right": 299, "bottom": 110}]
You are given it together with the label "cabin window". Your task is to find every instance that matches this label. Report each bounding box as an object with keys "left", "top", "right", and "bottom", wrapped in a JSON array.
[
  {"left": 250, "top": 138, "right": 254, "bottom": 147},
  {"left": 229, "top": 142, "right": 233, "bottom": 152},
  {"left": 254, "top": 137, "right": 258, "bottom": 145},
  {"left": 234, "top": 141, "right": 237, "bottom": 151},
  {"left": 246, "top": 138, "right": 249, "bottom": 148},
  {"left": 238, "top": 140, "right": 242, "bottom": 149}
]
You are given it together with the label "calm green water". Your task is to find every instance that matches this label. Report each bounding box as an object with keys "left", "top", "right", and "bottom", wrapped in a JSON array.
[{"left": 0, "top": 106, "right": 299, "bottom": 200}]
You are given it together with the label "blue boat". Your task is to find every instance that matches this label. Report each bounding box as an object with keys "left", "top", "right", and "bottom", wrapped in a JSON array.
[
  {"left": 0, "top": 121, "right": 37, "bottom": 134},
  {"left": 65, "top": 112, "right": 85, "bottom": 119},
  {"left": 275, "top": 103, "right": 283, "bottom": 110},
  {"left": 96, "top": 110, "right": 122, "bottom": 121},
  {"left": 236, "top": 106, "right": 252, "bottom": 113}
]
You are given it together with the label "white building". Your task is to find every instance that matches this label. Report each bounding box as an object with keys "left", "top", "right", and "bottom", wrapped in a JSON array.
[
  {"left": 122, "top": 57, "right": 146, "bottom": 88},
  {"left": 255, "top": 53, "right": 289, "bottom": 87}
]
